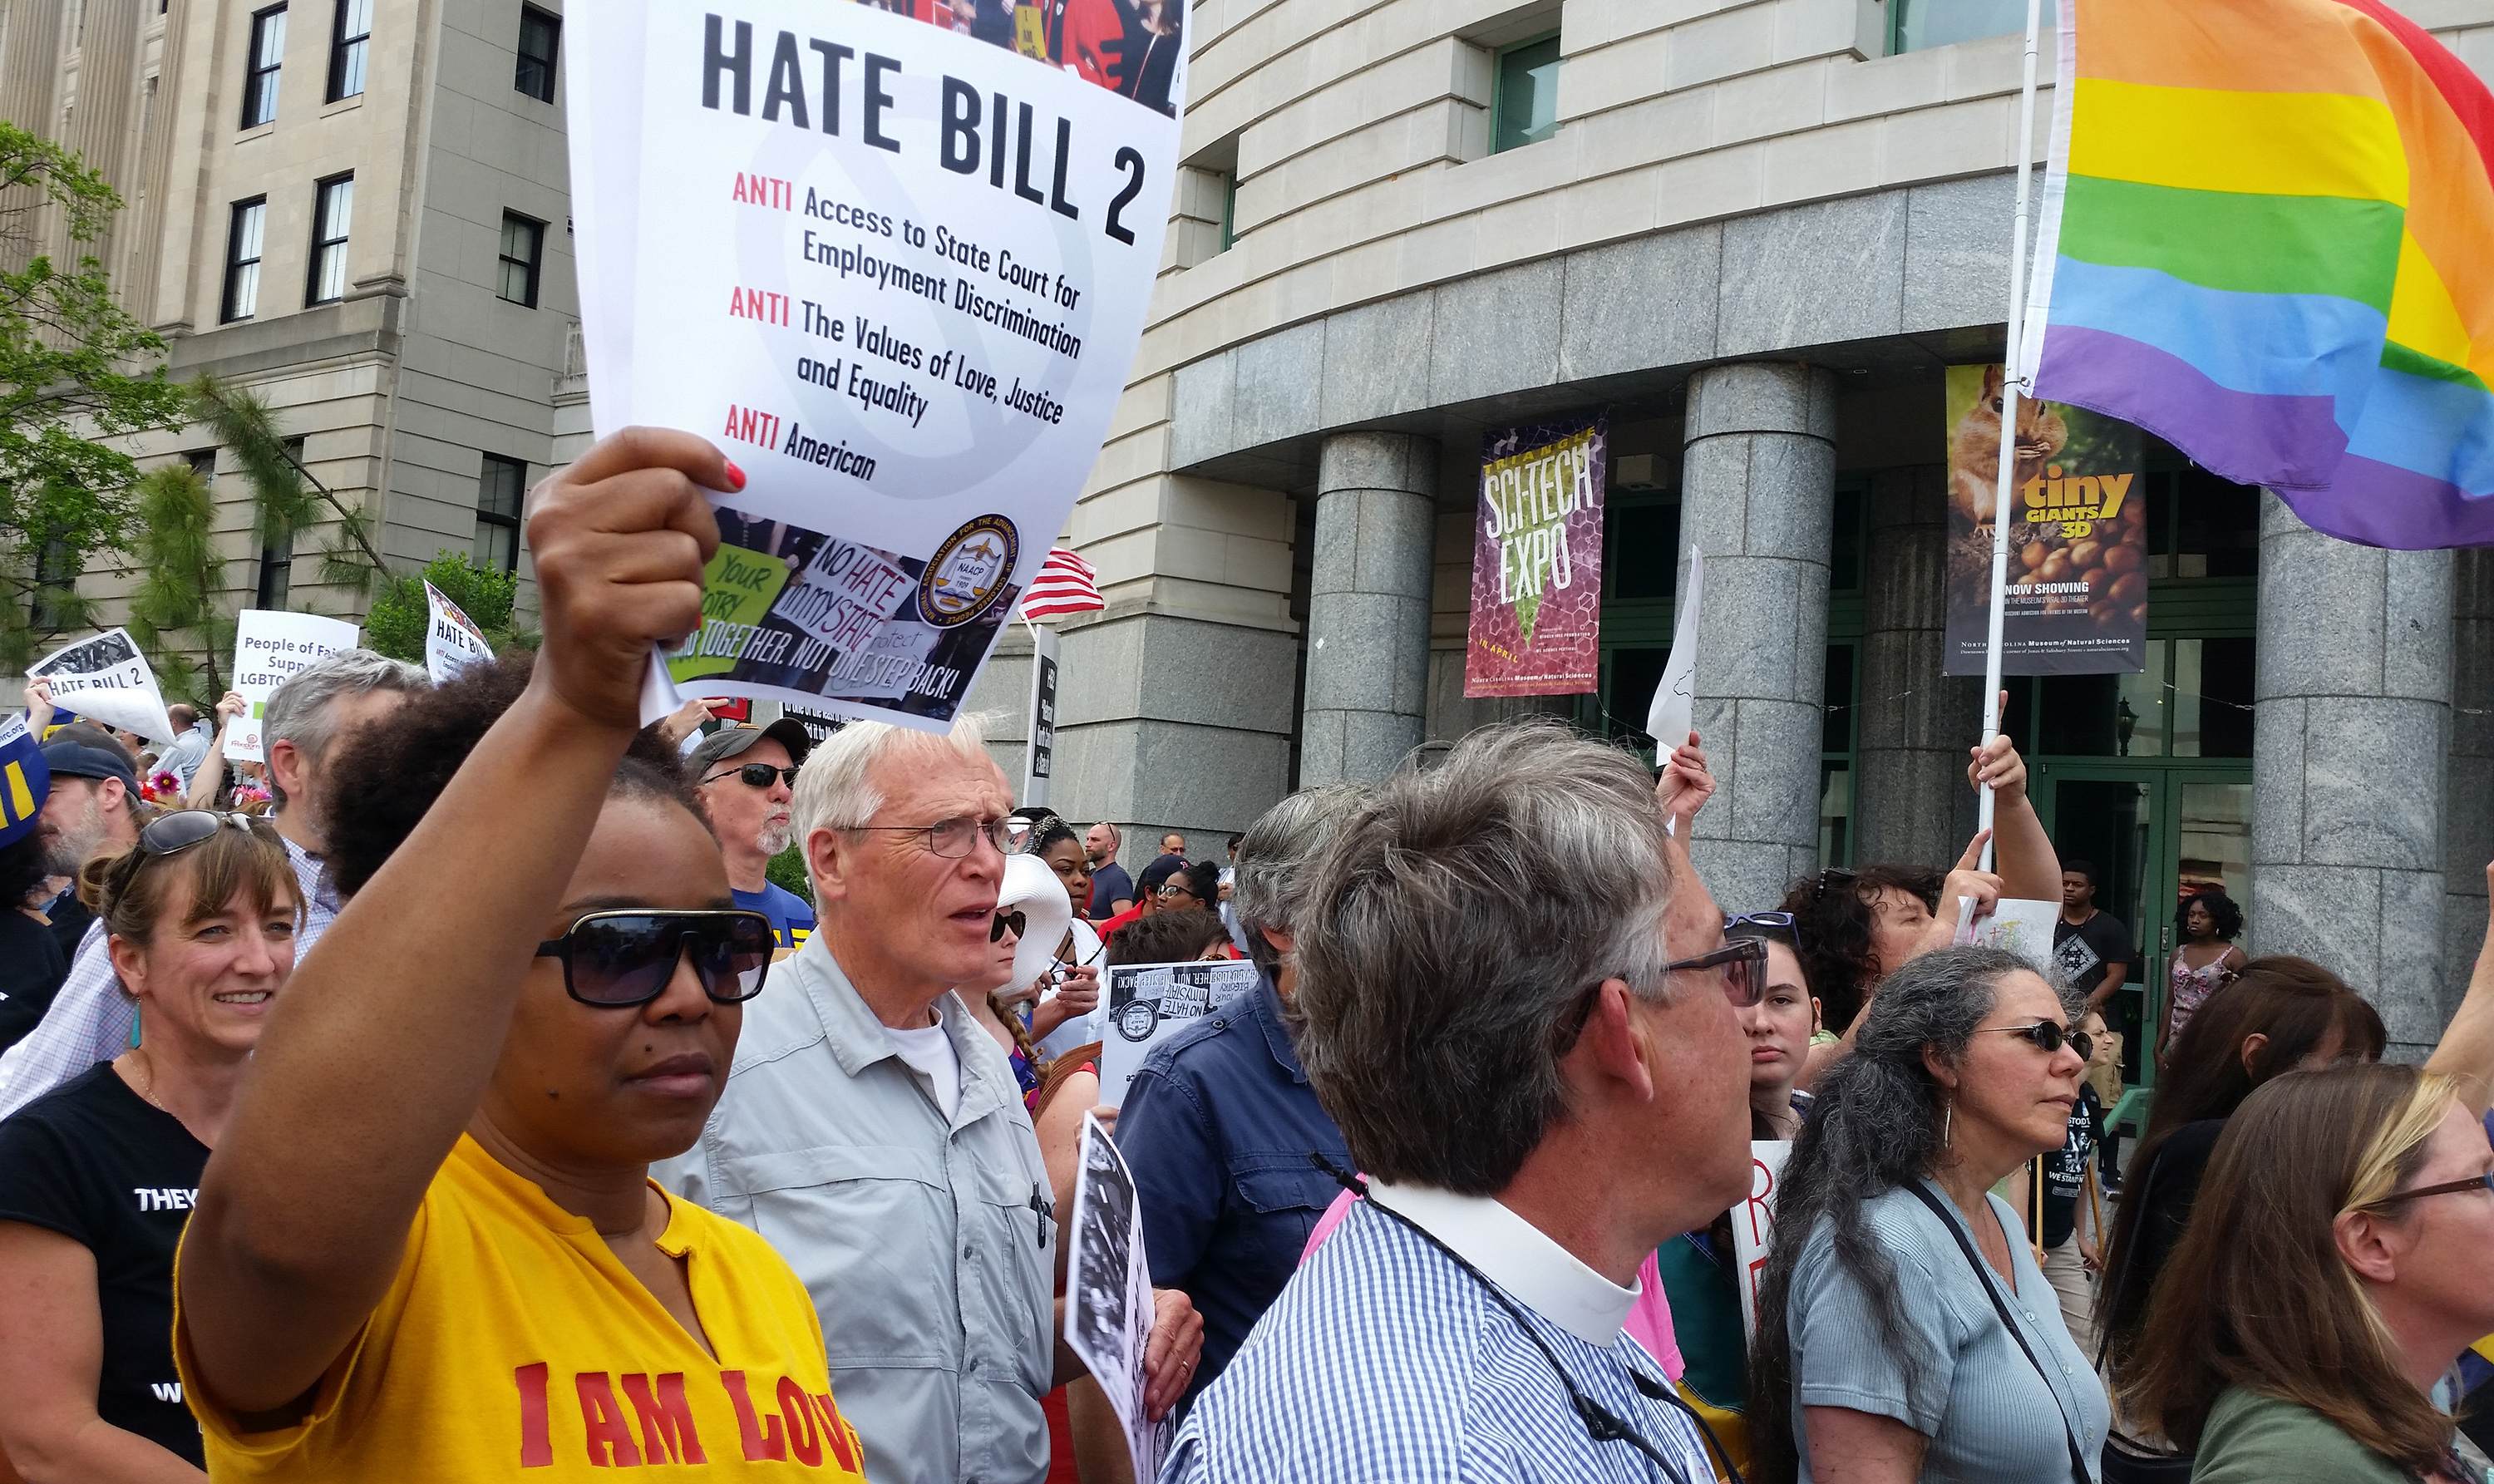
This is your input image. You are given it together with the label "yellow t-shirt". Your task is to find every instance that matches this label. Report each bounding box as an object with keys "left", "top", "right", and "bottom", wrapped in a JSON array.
[{"left": 175, "top": 1134, "right": 869, "bottom": 1481}]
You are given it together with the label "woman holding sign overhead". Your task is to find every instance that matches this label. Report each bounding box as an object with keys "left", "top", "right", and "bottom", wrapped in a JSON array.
[{"left": 1748, "top": 945, "right": 2107, "bottom": 1484}]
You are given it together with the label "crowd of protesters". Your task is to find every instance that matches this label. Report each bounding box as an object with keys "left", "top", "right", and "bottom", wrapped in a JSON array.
[{"left": 0, "top": 426, "right": 2490, "bottom": 1483}]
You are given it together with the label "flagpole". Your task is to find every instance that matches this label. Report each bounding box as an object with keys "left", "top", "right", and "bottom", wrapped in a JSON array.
[{"left": 1978, "top": 0, "right": 2048, "bottom": 873}]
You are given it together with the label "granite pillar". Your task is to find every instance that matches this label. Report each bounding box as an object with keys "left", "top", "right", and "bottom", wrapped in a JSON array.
[
  {"left": 1854, "top": 464, "right": 1979, "bottom": 869},
  {"left": 2445, "top": 547, "right": 2493, "bottom": 1023},
  {"left": 1679, "top": 363, "right": 1839, "bottom": 914},
  {"left": 2250, "top": 491, "right": 2452, "bottom": 1061},
  {"left": 1299, "top": 431, "right": 1437, "bottom": 786}
]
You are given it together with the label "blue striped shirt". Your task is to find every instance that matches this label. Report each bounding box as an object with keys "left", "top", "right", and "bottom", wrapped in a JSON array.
[{"left": 1161, "top": 1194, "right": 1719, "bottom": 1484}]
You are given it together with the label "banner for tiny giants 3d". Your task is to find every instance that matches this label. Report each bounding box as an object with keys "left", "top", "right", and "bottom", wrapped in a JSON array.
[
  {"left": 1464, "top": 416, "right": 1607, "bottom": 698},
  {"left": 1942, "top": 364, "right": 2147, "bottom": 676},
  {"left": 567, "top": 0, "right": 1185, "bottom": 732}
]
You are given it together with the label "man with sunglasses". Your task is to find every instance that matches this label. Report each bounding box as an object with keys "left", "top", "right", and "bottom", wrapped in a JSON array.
[{"left": 688, "top": 717, "right": 816, "bottom": 950}]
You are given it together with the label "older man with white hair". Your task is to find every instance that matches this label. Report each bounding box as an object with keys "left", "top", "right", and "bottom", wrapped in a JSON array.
[
  {"left": 1166, "top": 719, "right": 1756, "bottom": 1484},
  {"left": 662, "top": 714, "right": 1201, "bottom": 1484}
]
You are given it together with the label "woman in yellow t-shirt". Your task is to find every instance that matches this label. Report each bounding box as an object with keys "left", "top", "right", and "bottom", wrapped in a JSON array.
[{"left": 172, "top": 431, "right": 871, "bottom": 1482}]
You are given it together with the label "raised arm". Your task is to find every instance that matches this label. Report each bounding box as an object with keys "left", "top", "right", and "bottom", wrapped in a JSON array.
[
  {"left": 176, "top": 429, "right": 731, "bottom": 1416},
  {"left": 2424, "top": 862, "right": 2494, "bottom": 1118},
  {"left": 21, "top": 679, "right": 53, "bottom": 738},
  {"left": 1970, "top": 698, "right": 2060, "bottom": 902},
  {"left": 182, "top": 693, "right": 246, "bottom": 809}
]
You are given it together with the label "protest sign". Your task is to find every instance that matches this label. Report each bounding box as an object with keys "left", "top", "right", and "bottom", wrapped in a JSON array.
[
  {"left": 1097, "top": 959, "right": 1259, "bottom": 1107},
  {"left": 1023, "top": 624, "right": 1058, "bottom": 807},
  {"left": 1953, "top": 895, "right": 2063, "bottom": 973},
  {"left": 1067, "top": 1112, "right": 1171, "bottom": 1484},
  {"left": 1730, "top": 1140, "right": 1792, "bottom": 1335},
  {"left": 775, "top": 703, "right": 848, "bottom": 749},
  {"left": 1466, "top": 416, "right": 1607, "bottom": 698},
  {"left": 1943, "top": 364, "right": 2146, "bottom": 676},
  {"left": 567, "top": 0, "right": 1185, "bottom": 732},
  {"left": 422, "top": 581, "right": 496, "bottom": 683},
  {"left": 227, "top": 611, "right": 361, "bottom": 762},
  {"left": 0, "top": 713, "right": 49, "bottom": 848},
  {"left": 28, "top": 629, "right": 175, "bottom": 745},
  {"left": 1644, "top": 544, "right": 1703, "bottom": 750}
]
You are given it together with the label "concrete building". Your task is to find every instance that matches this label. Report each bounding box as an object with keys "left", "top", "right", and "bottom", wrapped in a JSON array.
[
  {"left": 963, "top": 0, "right": 2494, "bottom": 1080},
  {"left": 2, "top": 0, "right": 575, "bottom": 627}
]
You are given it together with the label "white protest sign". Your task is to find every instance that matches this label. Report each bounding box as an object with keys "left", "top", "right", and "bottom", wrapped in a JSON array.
[
  {"left": 422, "top": 581, "right": 496, "bottom": 683},
  {"left": 27, "top": 629, "right": 175, "bottom": 745},
  {"left": 567, "top": 1, "right": 1185, "bottom": 733},
  {"left": 1067, "top": 1112, "right": 1172, "bottom": 1484},
  {"left": 1953, "top": 895, "right": 2063, "bottom": 973},
  {"left": 227, "top": 611, "right": 361, "bottom": 762},
  {"left": 1731, "top": 1139, "right": 1792, "bottom": 1335},
  {"left": 1098, "top": 959, "right": 1259, "bottom": 1107},
  {"left": 1647, "top": 544, "right": 1703, "bottom": 757}
]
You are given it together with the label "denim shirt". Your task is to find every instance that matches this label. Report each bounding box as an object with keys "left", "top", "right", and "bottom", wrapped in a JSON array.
[{"left": 1115, "top": 970, "right": 1350, "bottom": 1405}]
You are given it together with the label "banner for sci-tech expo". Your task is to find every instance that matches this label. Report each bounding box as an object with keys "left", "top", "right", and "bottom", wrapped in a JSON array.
[
  {"left": 569, "top": 0, "right": 1185, "bottom": 731},
  {"left": 1465, "top": 417, "right": 1607, "bottom": 698}
]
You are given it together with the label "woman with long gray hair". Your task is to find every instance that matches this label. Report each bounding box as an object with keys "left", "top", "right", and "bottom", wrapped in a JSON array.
[{"left": 1748, "top": 946, "right": 2109, "bottom": 1484}]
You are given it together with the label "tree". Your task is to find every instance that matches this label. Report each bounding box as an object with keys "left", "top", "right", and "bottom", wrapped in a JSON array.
[
  {"left": 190, "top": 373, "right": 387, "bottom": 596},
  {"left": 124, "top": 461, "right": 231, "bottom": 700},
  {"left": 361, "top": 549, "right": 536, "bottom": 665},
  {"left": 0, "top": 122, "right": 187, "bottom": 671}
]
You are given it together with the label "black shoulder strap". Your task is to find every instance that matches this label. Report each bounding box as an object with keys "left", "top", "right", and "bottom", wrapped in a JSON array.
[{"left": 1904, "top": 1182, "right": 2092, "bottom": 1484}]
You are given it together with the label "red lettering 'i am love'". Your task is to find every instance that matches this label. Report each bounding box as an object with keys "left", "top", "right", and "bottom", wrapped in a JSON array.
[{"left": 512, "top": 1363, "right": 861, "bottom": 1471}]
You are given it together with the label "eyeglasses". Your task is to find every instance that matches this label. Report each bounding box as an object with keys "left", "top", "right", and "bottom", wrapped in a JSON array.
[
  {"left": 111, "top": 810, "right": 271, "bottom": 890},
  {"left": 704, "top": 762, "right": 799, "bottom": 791},
  {"left": 533, "top": 910, "right": 774, "bottom": 1007},
  {"left": 992, "top": 910, "right": 1025, "bottom": 942},
  {"left": 1668, "top": 938, "right": 1767, "bottom": 1008},
  {"left": 1978, "top": 1020, "right": 2095, "bottom": 1060},
  {"left": 2364, "top": 1170, "right": 2494, "bottom": 1210},
  {"left": 851, "top": 816, "right": 1016, "bottom": 859},
  {"left": 1156, "top": 884, "right": 1200, "bottom": 904},
  {"left": 1726, "top": 910, "right": 1796, "bottom": 932}
]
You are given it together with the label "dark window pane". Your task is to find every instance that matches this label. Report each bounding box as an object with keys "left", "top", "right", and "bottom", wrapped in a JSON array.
[
  {"left": 1602, "top": 648, "right": 1668, "bottom": 753},
  {"left": 1822, "top": 644, "right": 1855, "bottom": 753},
  {"left": 2173, "top": 637, "right": 2254, "bottom": 757},
  {"left": 2036, "top": 644, "right": 2169, "bottom": 758},
  {"left": 515, "top": 6, "right": 560, "bottom": 103},
  {"left": 1606, "top": 500, "right": 1680, "bottom": 602},
  {"left": 2171, "top": 470, "right": 2259, "bottom": 579},
  {"left": 1492, "top": 35, "right": 1560, "bottom": 154},
  {"left": 243, "top": 6, "right": 286, "bottom": 127}
]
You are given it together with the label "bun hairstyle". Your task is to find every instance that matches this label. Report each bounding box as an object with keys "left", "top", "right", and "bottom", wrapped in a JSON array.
[
  {"left": 1018, "top": 812, "right": 1081, "bottom": 858},
  {"left": 76, "top": 816, "right": 298, "bottom": 959}
]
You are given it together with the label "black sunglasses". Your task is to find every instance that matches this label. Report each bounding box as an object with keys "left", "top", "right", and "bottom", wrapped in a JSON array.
[
  {"left": 1979, "top": 1020, "right": 2095, "bottom": 1060},
  {"left": 704, "top": 762, "right": 800, "bottom": 790},
  {"left": 992, "top": 910, "right": 1026, "bottom": 942},
  {"left": 2365, "top": 1171, "right": 2494, "bottom": 1209},
  {"left": 533, "top": 910, "right": 774, "bottom": 1008},
  {"left": 112, "top": 811, "right": 272, "bottom": 889}
]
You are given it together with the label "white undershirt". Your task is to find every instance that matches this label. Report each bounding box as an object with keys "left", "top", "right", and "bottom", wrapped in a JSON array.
[{"left": 886, "top": 1010, "right": 963, "bottom": 1120}]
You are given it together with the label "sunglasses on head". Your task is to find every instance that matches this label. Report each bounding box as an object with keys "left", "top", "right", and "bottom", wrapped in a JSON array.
[
  {"left": 533, "top": 910, "right": 774, "bottom": 1008},
  {"left": 1979, "top": 1020, "right": 2095, "bottom": 1060},
  {"left": 705, "top": 762, "right": 800, "bottom": 790},
  {"left": 992, "top": 910, "right": 1026, "bottom": 942},
  {"left": 112, "top": 810, "right": 272, "bottom": 887}
]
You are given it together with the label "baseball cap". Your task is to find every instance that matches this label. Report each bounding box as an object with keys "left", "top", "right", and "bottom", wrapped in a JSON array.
[
  {"left": 1136, "top": 855, "right": 1187, "bottom": 897},
  {"left": 42, "top": 729, "right": 140, "bottom": 792},
  {"left": 687, "top": 717, "right": 814, "bottom": 777}
]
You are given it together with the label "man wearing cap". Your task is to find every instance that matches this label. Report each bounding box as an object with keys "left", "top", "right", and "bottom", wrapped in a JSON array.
[
  {"left": 688, "top": 717, "right": 816, "bottom": 951},
  {"left": 28, "top": 727, "right": 146, "bottom": 962}
]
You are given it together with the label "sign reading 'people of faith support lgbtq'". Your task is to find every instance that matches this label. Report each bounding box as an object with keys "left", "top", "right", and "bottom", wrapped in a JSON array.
[
  {"left": 28, "top": 629, "right": 175, "bottom": 745},
  {"left": 1466, "top": 416, "right": 1607, "bottom": 698},
  {"left": 568, "top": 1, "right": 1185, "bottom": 733},
  {"left": 1941, "top": 364, "right": 2147, "bottom": 677},
  {"left": 229, "top": 611, "right": 362, "bottom": 763}
]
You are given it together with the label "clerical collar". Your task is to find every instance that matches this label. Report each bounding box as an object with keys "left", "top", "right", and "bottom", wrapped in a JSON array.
[{"left": 1368, "top": 1181, "right": 1638, "bottom": 1346}]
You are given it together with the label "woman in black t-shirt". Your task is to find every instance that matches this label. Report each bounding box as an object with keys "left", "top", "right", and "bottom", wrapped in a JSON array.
[{"left": 0, "top": 811, "right": 298, "bottom": 1478}]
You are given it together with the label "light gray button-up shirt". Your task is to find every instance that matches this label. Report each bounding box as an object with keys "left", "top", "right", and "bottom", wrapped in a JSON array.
[{"left": 658, "top": 934, "right": 1057, "bottom": 1484}]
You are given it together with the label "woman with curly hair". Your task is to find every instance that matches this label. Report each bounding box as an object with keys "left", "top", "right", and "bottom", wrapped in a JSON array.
[{"left": 2163, "top": 887, "right": 2246, "bottom": 1062}]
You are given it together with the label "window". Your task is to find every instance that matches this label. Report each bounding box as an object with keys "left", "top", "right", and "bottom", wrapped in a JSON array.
[
  {"left": 1490, "top": 33, "right": 1560, "bottom": 154},
  {"left": 241, "top": 5, "right": 285, "bottom": 127},
  {"left": 1219, "top": 172, "right": 1236, "bottom": 253},
  {"left": 256, "top": 441, "right": 303, "bottom": 609},
  {"left": 327, "top": 0, "right": 370, "bottom": 101},
  {"left": 497, "top": 211, "right": 545, "bottom": 307},
  {"left": 186, "top": 450, "right": 217, "bottom": 481},
  {"left": 222, "top": 197, "right": 268, "bottom": 322},
  {"left": 1892, "top": 0, "right": 2055, "bottom": 52},
  {"left": 29, "top": 525, "right": 76, "bottom": 631},
  {"left": 475, "top": 455, "right": 527, "bottom": 572},
  {"left": 306, "top": 174, "right": 352, "bottom": 304},
  {"left": 515, "top": 5, "right": 559, "bottom": 103}
]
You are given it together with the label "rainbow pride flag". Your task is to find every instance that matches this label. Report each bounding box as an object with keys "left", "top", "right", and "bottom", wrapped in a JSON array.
[{"left": 2018, "top": 0, "right": 2494, "bottom": 549}]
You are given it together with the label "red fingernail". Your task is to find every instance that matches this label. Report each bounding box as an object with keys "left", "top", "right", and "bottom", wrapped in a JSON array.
[{"left": 724, "top": 460, "right": 747, "bottom": 491}]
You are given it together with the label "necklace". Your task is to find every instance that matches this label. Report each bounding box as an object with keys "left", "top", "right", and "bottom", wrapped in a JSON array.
[{"left": 124, "top": 1049, "right": 170, "bottom": 1114}]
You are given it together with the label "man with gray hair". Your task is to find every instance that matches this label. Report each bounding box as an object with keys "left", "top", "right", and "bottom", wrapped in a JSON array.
[
  {"left": 1166, "top": 719, "right": 1757, "bottom": 1483},
  {"left": 1116, "top": 783, "right": 1363, "bottom": 1408},
  {"left": 661, "top": 714, "right": 1201, "bottom": 1484},
  {"left": 0, "top": 648, "right": 421, "bottom": 1119}
]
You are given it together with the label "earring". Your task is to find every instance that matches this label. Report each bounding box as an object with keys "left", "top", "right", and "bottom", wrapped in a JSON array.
[{"left": 1942, "top": 1099, "right": 1953, "bottom": 1147}]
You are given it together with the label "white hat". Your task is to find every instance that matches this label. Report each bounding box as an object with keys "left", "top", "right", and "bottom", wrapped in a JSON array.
[{"left": 998, "top": 851, "right": 1072, "bottom": 989}]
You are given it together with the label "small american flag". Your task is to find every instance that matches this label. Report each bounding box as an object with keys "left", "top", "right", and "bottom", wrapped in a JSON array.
[{"left": 1021, "top": 546, "right": 1104, "bottom": 620}]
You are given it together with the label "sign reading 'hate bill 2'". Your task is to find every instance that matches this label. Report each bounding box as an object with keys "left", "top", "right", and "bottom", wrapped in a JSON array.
[{"left": 569, "top": 1, "right": 1185, "bottom": 732}]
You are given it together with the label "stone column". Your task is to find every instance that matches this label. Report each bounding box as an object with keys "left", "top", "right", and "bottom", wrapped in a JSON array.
[
  {"left": 1854, "top": 465, "right": 1978, "bottom": 869},
  {"left": 2250, "top": 492, "right": 2452, "bottom": 1061},
  {"left": 1299, "top": 431, "right": 1437, "bottom": 786},
  {"left": 1679, "top": 363, "right": 1839, "bottom": 914},
  {"left": 2446, "top": 547, "right": 2493, "bottom": 1022}
]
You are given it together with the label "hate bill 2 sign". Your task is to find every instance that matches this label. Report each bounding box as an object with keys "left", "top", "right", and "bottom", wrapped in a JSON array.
[{"left": 1465, "top": 416, "right": 1608, "bottom": 698}]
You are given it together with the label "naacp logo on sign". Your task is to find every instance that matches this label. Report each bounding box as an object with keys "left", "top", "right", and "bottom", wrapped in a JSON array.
[
  {"left": 0, "top": 712, "right": 51, "bottom": 849},
  {"left": 917, "top": 515, "right": 1021, "bottom": 629}
]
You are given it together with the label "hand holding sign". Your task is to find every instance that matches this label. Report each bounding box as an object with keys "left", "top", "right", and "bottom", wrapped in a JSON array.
[
  {"left": 1646, "top": 546, "right": 1703, "bottom": 834},
  {"left": 1654, "top": 732, "right": 1713, "bottom": 837}
]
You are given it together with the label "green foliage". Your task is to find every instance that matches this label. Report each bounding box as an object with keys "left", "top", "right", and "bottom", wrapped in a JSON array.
[
  {"left": 766, "top": 846, "right": 813, "bottom": 903},
  {"left": 189, "top": 374, "right": 387, "bottom": 594},
  {"left": 124, "top": 463, "right": 230, "bottom": 699},
  {"left": 0, "top": 121, "right": 187, "bottom": 671},
  {"left": 362, "top": 550, "right": 535, "bottom": 664}
]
